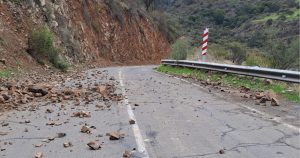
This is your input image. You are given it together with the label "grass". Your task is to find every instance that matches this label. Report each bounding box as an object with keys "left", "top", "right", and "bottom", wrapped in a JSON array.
[
  {"left": 0, "top": 70, "right": 14, "bottom": 78},
  {"left": 157, "top": 65, "right": 300, "bottom": 103},
  {"left": 253, "top": 9, "right": 300, "bottom": 23}
]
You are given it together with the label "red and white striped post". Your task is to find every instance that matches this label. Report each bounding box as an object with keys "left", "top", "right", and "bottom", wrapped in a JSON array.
[{"left": 201, "top": 28, "right": 209, "bottom": 62}]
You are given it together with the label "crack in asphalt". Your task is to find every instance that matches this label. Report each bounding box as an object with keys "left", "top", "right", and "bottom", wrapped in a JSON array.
[
  {"left": 173, "top": 142, "right": 294, "bottom": 158},
  {"left": 275, "top": 129, "right": 300, "bottom": 150},
  {"left": 175, "top": 129, "right": 300, "bottom": 158},
  {"left": 2, "top": 120, "right": 39, "bottom": 128},
  {"left": 0, "top": 137, "right": 49, "bottom": 141},
  {"left": 220, "top": 123, "right": 236, "bottom": 142}
]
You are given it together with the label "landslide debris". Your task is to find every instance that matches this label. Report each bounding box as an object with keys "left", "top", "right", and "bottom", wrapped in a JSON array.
[{"left": 0, "top": 69, "right": 128, "bottom": 156}]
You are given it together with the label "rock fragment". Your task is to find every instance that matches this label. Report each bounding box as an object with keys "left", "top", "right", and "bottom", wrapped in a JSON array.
[
  {"left": 87, "top": 141, "right": 101, "bottom": 150},
  {"left": 255, "top": 92, "right": 265, "bottom": 99},
  {"left": 219, "top": 149, "right": 225, "bottom": 154},
  {"left": 46, "top": 108, "right": 54, "bottom": 113},
  {"left": 123, "top": 150, "right": 132, "bottom": 157},
  {"left": 129, "top": 119, "right": 135, "bottom": 125},
  {"left": 56, "top": 133, "right": 67, "bottom": 138},
  {"left": 271, "top": 98, "right": 280, "bottom": 106},
  {"left": 0, "top": 59, "right": 6, "bottom": 65},
  {"left": 28, "top": 86, "right": 48, "bottom": 96},
  {"left": 81, "top": 126, "right": 92, "bottom": 134},
  {"left": 63, "top": 142, "right": 73, "bottom": 148},
  {"left": 34, "top": 144, "right": 43, "bottom": 148},
  {"left": 109, "top": 131, "right": 125, "bottom": 140},
  {"left": 34, "top": 152, "right": 43, "bottom": 158},
  {"left": 24, "top": 120, "right": 31, "bottom": 123},
  {"left": 0, "top": 131, "right": 8, "bottom": 136},
  {"left": 264, "top": 79, "right": 273, "bottom": 85},
  {"left": 72, "top": 111, "right": 91, "bottom": 118},
  {"left": 259, "top": 97, "right": 267, "bottom": 103}
]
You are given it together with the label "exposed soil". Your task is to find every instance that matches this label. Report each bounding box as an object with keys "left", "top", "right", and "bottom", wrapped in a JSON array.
[{"left": 0, "top": 0, "right": 170, "bottom": 75}]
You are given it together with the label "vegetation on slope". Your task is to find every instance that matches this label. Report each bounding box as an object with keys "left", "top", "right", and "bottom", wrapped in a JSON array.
[
  {"left": 145, "top": 0, "right": 300, "bottom": 69},
  {"left": 28, "top": 27, "right": 69, "bottom": 71}
]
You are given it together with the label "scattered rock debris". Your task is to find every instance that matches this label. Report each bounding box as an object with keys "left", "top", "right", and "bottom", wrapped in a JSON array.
[{"left": 0, "top": 70, "right": 127, "bottom": 156}]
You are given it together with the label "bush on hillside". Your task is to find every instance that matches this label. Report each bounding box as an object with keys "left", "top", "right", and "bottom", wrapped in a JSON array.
[
  {"left": 28, "top": 27, "right": 69, "bottom": 71},
  {"left": 245, "top": 52, "right": 271, "bottom": 67},
  {"left": 29, "top": 27, "right": 54, "bottom": 57},
  {"left": 209, "top": 43, "right": 231, "bottom": 61},
  {"left": 171, "top": 37, "right": 190, "bottom": 60},
  {"left": 227, "top": 42, "right": 246, "bottom": 65},
  {"left": 267, "top": 38, "right": 300, "bottom": 69}
]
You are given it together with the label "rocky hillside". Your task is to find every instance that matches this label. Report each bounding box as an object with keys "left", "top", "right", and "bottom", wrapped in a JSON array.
[{"left": 0, "top": 0, "right": 170, "bottom": 73}]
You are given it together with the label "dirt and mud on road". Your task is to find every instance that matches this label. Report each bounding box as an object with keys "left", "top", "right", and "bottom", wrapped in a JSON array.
[{"left": 0, "top": 66, "right": 300, "bottom": 158}]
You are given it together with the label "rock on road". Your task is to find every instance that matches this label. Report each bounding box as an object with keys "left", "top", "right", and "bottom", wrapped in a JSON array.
[{"left": 0, "top": 66, "right": 299, "bottom": 158}]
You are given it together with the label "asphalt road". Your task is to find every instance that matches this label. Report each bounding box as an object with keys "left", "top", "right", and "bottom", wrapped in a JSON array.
[{"left": 0, "top": 66, "right": 299, "bottom": 158}]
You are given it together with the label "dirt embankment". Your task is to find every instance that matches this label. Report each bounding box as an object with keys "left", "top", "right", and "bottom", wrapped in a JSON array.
[{"left": 0, "top": 0, "right": 170, "bottom": 73}]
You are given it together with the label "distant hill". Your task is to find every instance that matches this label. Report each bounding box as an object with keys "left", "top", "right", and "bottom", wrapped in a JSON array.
[
  {"left": 150, "top": 0, "right": 300, "bottom": 69},
  {"left": 151, "top": 0, "right": 299, "bottom": 46}
]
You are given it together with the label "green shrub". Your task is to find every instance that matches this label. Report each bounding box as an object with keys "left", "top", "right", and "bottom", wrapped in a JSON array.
[
  {"left": 209, "top": 43, "right": 231, "bottom": 61},
  {"left": 245, "top": 52, "right": 271, "bottom": 67},
  {"left": 171, "top": 37, "right": 190, "bottom": 60},
  {"left": 227, "top": 42, "right": 246, "bottom": 64},
  {"left": 49, "top": 47, "right": 70, "bottom": 72},
  {"left": 29, "top": 27, "right": 54, "bottom": 56},
  {"left": 29, "top": 27, "right": 69, "bottom": 71},
  {"left": 267, "top": 38, "right": 300, "bottom": 69}
]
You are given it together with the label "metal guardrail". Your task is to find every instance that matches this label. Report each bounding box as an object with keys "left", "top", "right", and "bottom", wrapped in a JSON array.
[{"left": 161, "top": 60, "right": 300, "bottom": 83}]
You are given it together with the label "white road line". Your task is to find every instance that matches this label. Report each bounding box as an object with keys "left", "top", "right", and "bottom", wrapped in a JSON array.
[
  {"left": 155, "top": 70, "right": 300, "bottom": 133},
  {"left": 119, "top": 70, "right": 150, "bottom": 158}
]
